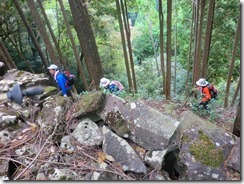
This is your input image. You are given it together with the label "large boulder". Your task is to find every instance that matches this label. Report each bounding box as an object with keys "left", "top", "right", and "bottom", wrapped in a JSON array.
[
  {"left": 178, "top": 126, "right": 236, "bottom": 180},
  {"left": 98, "top": 94, "right": 180, "bottom": 150},
  {"left": 0, "top": 69, "right": 49, "bottom": 92}
]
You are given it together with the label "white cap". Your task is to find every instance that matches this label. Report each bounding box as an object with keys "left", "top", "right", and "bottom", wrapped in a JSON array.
[
  {"left": 196, "top": 78, "right": 208, "bottom": 87},
  {"left": 47, "top": 64, "right": 58, "bottom": 70},
  {"left": 100, "top": 78, "right": 110, "bottom": 87}
]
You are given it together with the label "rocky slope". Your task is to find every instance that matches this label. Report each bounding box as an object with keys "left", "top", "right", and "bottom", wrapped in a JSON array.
[{"left": 0, "top": 69, "right": 240, "bottom": 181}]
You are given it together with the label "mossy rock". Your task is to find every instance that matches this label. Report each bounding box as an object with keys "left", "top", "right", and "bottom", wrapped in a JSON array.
[
  {"left": 189, "top": 129, "right": 224, "bottom": 167},
  {"left": 72, "top": 91, "right": 105, "bottom": 118}
]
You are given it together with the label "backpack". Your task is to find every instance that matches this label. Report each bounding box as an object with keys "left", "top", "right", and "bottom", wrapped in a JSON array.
[
  {"left": 64, "top": 71, "right": 75, "bottom": 87},
  {"left": 205, "top": 83, "right": 218, "bottom": 99}
]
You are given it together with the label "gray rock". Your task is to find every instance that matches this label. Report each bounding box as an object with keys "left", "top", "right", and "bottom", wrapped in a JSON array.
[
  {"left": 72, "top": 118, "right": 103, "bottom": 146},
  {"left": 102, "top": 126, "right": 147, "bottom": 174},
  {"left": 178, "top": 127, "right": 235, "bottom": 180},
  {"left": 98, "top": 94, "right": 180, "bottom": 150},
  {"left": 60, "top": 135, "right": 75, "bottom": 153},
  {"left": 144, "top": 149, "right": 168, "bottom": 170},
  {"left": 48, "top": 168, "right": 78, "bottom": 180},
  {"left": 226, "top": 137, "right": 240, "bottom": 172}
]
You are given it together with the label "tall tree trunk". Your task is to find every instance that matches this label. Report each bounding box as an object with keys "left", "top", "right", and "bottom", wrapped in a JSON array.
[
  {"left": 26, "top": 0, "right": 60, "bottom": 66},
  {"left": 230, "top": 77, "right": 240, "bottom": 107},
  {"left": 58, "top": 0, "right": 88, "bottom": 91},
  {"left": 195, "top": 0, "right": 206, "bottom": 78},
  {"left": 185, "top": 2, "right": 194, "bottom": 96},
  {"left": 232, "top": 100, "right": 240, "bottom": 137},
  {"left": 224, "top": 14, "right": 240, "bottom": 108},
  {"left": 68, "top": 0, "right": 104, "bottom": 90},
  {"left": 158, "top": 0, "right": 166, "bottom": 95},
  {"left": 166, "top": 0, "right": 172, "bottom": 100},
  {"left": 36, "top": 0, "right": 68, "bottom": 70},
  {"left": 173, "top": 0, "right": 177, "bottom": 94},
  {"left": 116, "top": 0, "right": 132, "bottom": 93},
  {"left": 192, "top": 0, "right": 199, "bottom": 85},
  {"left": 121, "top": 0, "right": 137, "bottom": 93},
  {"left": 201, "top": 0, "right": 215, "bottom": 78}
]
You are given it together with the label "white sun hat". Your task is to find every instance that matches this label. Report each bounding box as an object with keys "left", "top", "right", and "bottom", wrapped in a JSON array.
[
  {"left": 196, "top": 78, "right": 208, "bottom": 87},
  {"left": 100, "top": 78, "right": 110, "bottom": 87},
  {"left": 47, "top": 64, "right": 58, "bottom": 70}
]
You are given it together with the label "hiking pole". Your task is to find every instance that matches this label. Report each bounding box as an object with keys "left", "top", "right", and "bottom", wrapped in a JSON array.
[
  {"left": 0, "top": 83, "right": 44, "bottom": 105},
  {"left": 182, "top": 90, "right": 194, "bottom": 107}
]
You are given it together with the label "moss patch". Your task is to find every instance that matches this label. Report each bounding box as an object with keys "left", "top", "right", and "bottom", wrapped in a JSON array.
[
  {"left": 44, "top": 86, "right": 57, "bottom": 93},
  {"left": 181, "top": 134, "right": 190, "bottom": 142},
  {"left": 76, "top": 91, "right": 103, "bottom": 112},
  {"left": 16, "top": 70, "right": 25, "bottom": 77},
  {"left": 189, "top": 130, "right": 224, "bottom": 167}
]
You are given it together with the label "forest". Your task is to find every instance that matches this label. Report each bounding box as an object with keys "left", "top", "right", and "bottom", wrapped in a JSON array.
[{"left": 0, "top": 0, "right": 241, "bottom": 133}]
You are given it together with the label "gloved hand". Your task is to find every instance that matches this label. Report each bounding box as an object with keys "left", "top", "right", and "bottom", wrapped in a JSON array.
[{"left": 192, "top": 87, "right": 199, "bottom": 92}]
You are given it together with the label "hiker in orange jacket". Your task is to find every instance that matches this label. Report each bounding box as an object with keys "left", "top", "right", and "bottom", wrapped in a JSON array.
[{"left": 195, "top": 78, "right": 211, "bottom": 108}]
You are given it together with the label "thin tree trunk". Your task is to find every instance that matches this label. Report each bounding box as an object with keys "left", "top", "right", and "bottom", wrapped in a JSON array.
[
  {"left": 26, "top": 0, "right": 60, "bottom": 66},
  {"left": 173, "top": 0, "right": 177, "bottom": 94},
  {"left": 158, "top": 0, "right": 166, "bottom": 95},
  {"left": 192, "top": 0, "right": 199, "bottom": 85},
  {"left": 185, "top": 2, "right": 194, "bottom": 96},
  {"left": 121, "top": 0, "right": 137, "bottom": 93},
  {"left": 166, "top": 0, "right": 172, "bottom": 100},
  {"left": 201, "top": 0, "right": 215, "bottom": 78},
  {"left": 224, "top": 14, "right": 240, "bottom": 108},
  {"left": 58, "top": 0, "right": 88, "bottom": 91},
  {"left": 145, "top": 14, "right": 160, "bottom": 76},
  {"left": 116, "top": 0, "right": 132, "bottom": 93}
]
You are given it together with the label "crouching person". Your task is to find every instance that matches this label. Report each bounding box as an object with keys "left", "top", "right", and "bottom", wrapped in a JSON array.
[{"left": 100, "top": 77, "right": 125, "bottom": 95}]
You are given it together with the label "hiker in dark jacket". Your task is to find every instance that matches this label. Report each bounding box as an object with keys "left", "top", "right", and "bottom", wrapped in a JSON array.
[
  {"left": 47, "top": 64, "right": 71, "bottom": 97},
  {"left": 100, "top": 77, "right": 124, "bottom": 94},
  {"left": 194, "top": 78, "right": 211, "bottom": 108}
]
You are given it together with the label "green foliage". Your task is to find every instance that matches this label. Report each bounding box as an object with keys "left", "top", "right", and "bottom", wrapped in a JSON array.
[
  {"left": 191, "top": 100, "right": 218, "bottom": 122},
  {"left": 132, "top": 31, "right": 157, "bottom": 63},
  {"left": 100, "top": 86, "right": 127, "bottom": 97},
  {"left": 134, "top": 60, "right": 163, "bottom": 100},
  {"left": 0, "top": 0, "right": 240, "bottom": 109}
]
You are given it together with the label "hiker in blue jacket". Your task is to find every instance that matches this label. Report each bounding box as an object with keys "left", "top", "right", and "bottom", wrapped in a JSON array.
[{"left": 47, "top": 64, "right": 71, "bottom": 97}]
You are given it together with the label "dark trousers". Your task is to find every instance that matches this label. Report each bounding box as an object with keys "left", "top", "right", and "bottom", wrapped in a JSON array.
[{"left": 199, "top": 100, "right": 209, "bottom": 109}]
